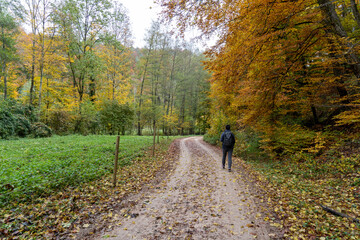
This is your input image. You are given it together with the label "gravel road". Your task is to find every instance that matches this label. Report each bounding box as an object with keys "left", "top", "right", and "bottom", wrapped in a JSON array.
[{"left": 96, "top": 137, "right": 281, "bottom": 239}]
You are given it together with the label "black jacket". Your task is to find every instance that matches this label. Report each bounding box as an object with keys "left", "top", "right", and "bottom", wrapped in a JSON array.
[{"left": 220, "top": 129, "right": 235, "bottom": 149}]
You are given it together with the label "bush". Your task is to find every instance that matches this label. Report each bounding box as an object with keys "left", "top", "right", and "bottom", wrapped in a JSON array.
[
  {"left": 203, "top": 133, "right": 220, "bottom": 145},
  {"left": 14, "top": 115, "right": 31, "bottom": 137},
  {"left": 31, "top": 122, "right": 52, "bottom": 138},
  {"left": 99, "top": 101, "right": 134, "bottom": 135},
  {"left": 0, "top": 110, "right": 15, "bottom": 139},
  {"left": 0, "top": 99, "right": 42, "bottom": 138},
  {"left": 233, "top": 128, "right": 264, "bottom": 160},
  {"left": 47, "top": 110, "right": 73, "bottom": 135},
  {"left": 258, "top": 123, "right": 317, "bottom": 158},
  {"left": 73, "top": 101, "right": 100, "bottom": 135}
]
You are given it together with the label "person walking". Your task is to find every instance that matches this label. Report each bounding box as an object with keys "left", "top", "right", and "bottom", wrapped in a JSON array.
[{"left": 220, "top": 125, "right": 235, "bottom": 172}]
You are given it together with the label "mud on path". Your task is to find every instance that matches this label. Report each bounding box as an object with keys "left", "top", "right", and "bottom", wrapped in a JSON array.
[{"left": 96, "top": 137, "right": 282, "bottom": 239}]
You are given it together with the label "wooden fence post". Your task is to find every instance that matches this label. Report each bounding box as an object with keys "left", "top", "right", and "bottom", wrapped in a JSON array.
[
  {"left": 152, "top": 123, "right": 156, "bottom": 157},
  {"left": 113, "top": 135, "right": 120, "bottom": 187}
]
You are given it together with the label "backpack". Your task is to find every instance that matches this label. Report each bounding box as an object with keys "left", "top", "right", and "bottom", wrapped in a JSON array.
[{"left": 223, "top": 131, "right": 234, "bottom": 147}]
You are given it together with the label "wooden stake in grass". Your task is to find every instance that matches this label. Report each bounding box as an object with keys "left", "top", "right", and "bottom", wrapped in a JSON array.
[
  {"left": 113, "top": 135, "right": 120, "bottom": 187},
  {"left": 152, "top": 122, "right": 156, "bottom": 156}
]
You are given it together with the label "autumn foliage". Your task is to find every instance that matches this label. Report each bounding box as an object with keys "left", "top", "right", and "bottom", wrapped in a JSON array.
[
  {"left": 158, "top": 0, "right": 360, "bottom": 155},
  {"left": 0, "top": 0, "right": 210, "bottom": 137},
  {"left": 158, "top": 1, "right": 360, "bottom": 238}
]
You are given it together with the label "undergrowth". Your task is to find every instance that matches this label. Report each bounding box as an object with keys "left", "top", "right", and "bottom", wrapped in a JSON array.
[
  {"left": 0, "top": 135, "right": 180, "bottom": 239},
  {"left": 0, "top": 135, "right": 171, "bottom": 208}
]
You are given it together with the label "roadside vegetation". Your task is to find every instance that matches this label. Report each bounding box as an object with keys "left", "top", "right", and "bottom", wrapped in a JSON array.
[
  {"left": 0, "top": 135, "right": 179, "bottom": 239},
  {"left": 205, "top": 129, "right": 360, "bottom": 239},
  {"left": 0, "top": 135, "right": 156, "bottom": 207}
]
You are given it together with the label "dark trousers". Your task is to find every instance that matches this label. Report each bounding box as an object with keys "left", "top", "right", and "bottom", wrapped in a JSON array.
[{"left": 222, "top": 147, "right": 233, "bottom": 169}]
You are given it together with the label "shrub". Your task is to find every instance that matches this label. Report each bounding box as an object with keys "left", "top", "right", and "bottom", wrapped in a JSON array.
[
  {"left": 259, "top": 124, "right": 317, "bottom": 158},
  {"left": 47, "top": 110, "right": 73, "bottom": 135},
  {"left": 14, "top": 115, "right": 31, "bottom": 137},
  {"left": 99, "top": 101, "right": 134, "bottom": 135},
  {"left": 31, "top": 122, "right": 52, "bottom": 138},
  {"left": 0, "top": 99, "right": 39, "bottom": 138},
  {"left": 234, "top": 128, "right": 264, "bottom": 159},
  {"left": 73, "top": 101, "right": 100, "bottom": 135},
  {"left": 0, "top": 110, "right": 15, "bottom": 139},
  {"left": 203, "top": 133, "right": 220, "bottom": 145}
]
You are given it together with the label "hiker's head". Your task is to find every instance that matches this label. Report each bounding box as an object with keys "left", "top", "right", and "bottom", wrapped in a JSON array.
[{"left": 226, "top": 125, "right": 230, "bottom": 130}]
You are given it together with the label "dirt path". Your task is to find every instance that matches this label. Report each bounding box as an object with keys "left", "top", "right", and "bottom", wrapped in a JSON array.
[{"left": 96, "top": 137, "right": 280, "bottom": 239}]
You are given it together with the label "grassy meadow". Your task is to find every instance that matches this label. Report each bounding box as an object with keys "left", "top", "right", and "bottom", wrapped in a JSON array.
[{"left": 0, "top": 135, "right": 169, "bottom": 208}]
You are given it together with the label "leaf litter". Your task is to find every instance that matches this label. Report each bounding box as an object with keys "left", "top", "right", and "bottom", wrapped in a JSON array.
[
  {"left": 94, "top": 137, "right": 283, "bottom": 239},
  {"left": 0, "top": 138, "right": 179, "bottom": 239}
]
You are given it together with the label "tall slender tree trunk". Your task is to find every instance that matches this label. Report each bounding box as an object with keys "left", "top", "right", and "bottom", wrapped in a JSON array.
[
  {"left": 137, "top": 47, "right": 151, "bottom": 136},
  {"left": 2, "top": 62, "right": 7, "bottom": 100},
  {"left": 180, "top": 93, "right": 186, "bottom": 135},
  {"left": 45, "top": 77, "right": 49, "bottom": 122},
  {"left": 1, "top": 26, "right": 7, "bottom": 100},
  {"left": 311, "top": 105, "right": 319, "bottom": 125},
  {"left": 112, "top": 46, "right": 117, "bottom": 100},
  {"left": 152, "top": 120, "right": 156, "bottom": 156},
  {"left": 112, "top": 73, "right": 115, "bottom": 100},
  {"left": 29, "top": 39, "right": 36, "bottom": 105},
  {"left": 38, "top": 62, "right": 44, "bottom": 109},
  {"left": 38, "top": 1, "right": 48, "bottom": 112}
]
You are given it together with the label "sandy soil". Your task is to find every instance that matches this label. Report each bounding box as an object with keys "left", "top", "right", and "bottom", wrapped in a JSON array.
[{"left": 95, "top": 137, "right": 282, "bottom": 240}]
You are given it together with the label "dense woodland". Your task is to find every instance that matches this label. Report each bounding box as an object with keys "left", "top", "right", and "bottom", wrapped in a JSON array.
[
  {"left": 0, "top": 0, "right": 210, "bottom": 138},
  {"left": 2, "top": 0, "right": 360, "bottom": 155},
  {"left": 159, "top": 0, "right": 360, "bottom": 158}
]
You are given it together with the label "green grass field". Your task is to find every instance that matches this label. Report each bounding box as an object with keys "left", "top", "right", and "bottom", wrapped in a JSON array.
[{"left": 0, "top": 135, "right": 170, "bottom": 207}]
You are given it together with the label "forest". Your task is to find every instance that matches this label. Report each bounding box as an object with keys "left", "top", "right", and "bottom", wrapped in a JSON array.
[
  {"left": 157, "top": 0, "right": 360, "bottom": 157},
  {"left": 0, "top": 0, "right": 210, "bottom": 139},
  {"left": 158, "top": 0, "right": 360, "bottom": 238},
  {"left": 1, "top": 0, "right": 360, "bottom": 238}
]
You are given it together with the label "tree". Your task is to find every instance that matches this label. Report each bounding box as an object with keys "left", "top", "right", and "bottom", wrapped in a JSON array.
[
  {"left": 37, "top": 0, "right": 56, "bottom": 111},
  {"left": 158, "top": 0, "right": 360, "bottom": 155},
  {"left": 0, "top": 0, "right": 23, "bottom": 100},
  {"left": 135, "top": 21, "right": 210, "bottom": 136},
  {"left": 99, "top": 100, "right": 134, "bottom": 135},
  {"left": 96, "top": 1, "right": 133, "bottom": 104},
  {"left": 24, "top": 0, "right": 40, "bottom": 106},
  {"left": 52, "top": 0, "right": 112, "bottom": 111},
  {"left": 136, "top": 21, "right": 161, "bottom": 135}
]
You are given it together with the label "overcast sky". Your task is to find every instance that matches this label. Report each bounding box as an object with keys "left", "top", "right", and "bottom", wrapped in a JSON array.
[
  {"left": 120, "top": 0, "right": 162, "bottom": 48},
  {"left": 119, "top": 0, "right": 215, "bottom": 50}
]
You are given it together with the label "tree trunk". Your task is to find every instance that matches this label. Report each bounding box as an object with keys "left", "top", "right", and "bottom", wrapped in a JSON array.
[
  {"left": 152, "top": 120, "right": 156, "bottom": 156},
  {"left": 137, "top": 47, "right": 151, "bottom": 136},
  {"left": 180, "top": 93, "right": 186, "bottom": 135},
  {"left": 2, "top": 61, "right": 7, "bottom": 100},
  {"left": 350, "top": 0, "right": 360, "bottom": 28},
  {"left": 1, "top": 26, "right": 7, "bottom": 100},
  {"left": 318, "top": 0, "right": 360, "bottom": 80},
  {"left": 311, "top": 105, "right": 319, "bottom": 125},
  {"left": 29, "top": 38, "right": 36, "bottom": 105},
  {"left": 89, "top": 75, "right": 96, "bottom": 102},
  {"left": 38, "top": 1, "right": 49, "bottom": 112},
  {"left": 112, "top": 73, "right": 115, "bottom": 100},
  {"left": 38, "top": 63, "right": 44, "bottom": 109}
]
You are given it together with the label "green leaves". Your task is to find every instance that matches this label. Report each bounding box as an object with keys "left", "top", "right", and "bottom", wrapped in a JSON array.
[{"left": 99, "top": 101, "right": 134, "bottom": 135}]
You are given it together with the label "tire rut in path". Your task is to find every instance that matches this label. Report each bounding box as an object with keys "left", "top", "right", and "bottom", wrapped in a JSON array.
[{"left": 97, "top": 137, "right": 271, "bottom": 239}]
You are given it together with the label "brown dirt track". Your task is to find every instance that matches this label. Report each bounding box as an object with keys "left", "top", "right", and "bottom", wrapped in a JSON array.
[{"left": 94, "top": 137, "right": 283, "bottom": 239}]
